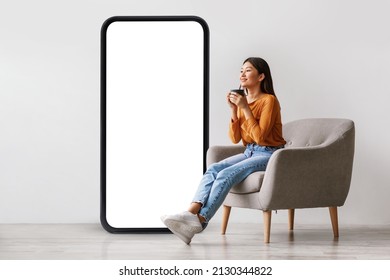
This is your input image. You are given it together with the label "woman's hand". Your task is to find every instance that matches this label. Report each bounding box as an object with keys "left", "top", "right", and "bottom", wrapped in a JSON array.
[
  {"left": 227, "top": 92, "right": 239, "bottom": 121},
  {"left": 226, "top": 92, "right": 237, "bottom": 109},
  {"left": 228, "top": 92, "right": 254, "bottom": 121},
  {"left": 228, "top": 92, "right": 249, "bottom": 109}
]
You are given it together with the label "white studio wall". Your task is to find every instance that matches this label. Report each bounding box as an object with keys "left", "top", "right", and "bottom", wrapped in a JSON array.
[{"left": 1, "top": 0, "right": 389, "bottom": 225}]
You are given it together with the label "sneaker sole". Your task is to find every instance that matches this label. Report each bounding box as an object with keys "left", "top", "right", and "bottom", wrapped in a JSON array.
[{"left": 167, "top": 227, "right": 192, "bottom": 244}]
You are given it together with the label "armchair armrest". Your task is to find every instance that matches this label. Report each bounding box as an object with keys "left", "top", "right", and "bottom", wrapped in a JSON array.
[
  {"left": 259, "top": 130, "right": 354, "bottom": 210},
  {"left": 206, "top": 145, "right": 245, "bottom": 167}
]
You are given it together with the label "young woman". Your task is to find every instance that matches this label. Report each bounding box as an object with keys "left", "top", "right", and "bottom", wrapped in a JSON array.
[{"left": 161, "top": 57, "right": 286, "bottom": 244}]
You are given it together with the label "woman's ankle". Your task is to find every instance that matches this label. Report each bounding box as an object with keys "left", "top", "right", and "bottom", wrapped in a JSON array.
[
  {"left": 197, "top": 214, "right": 206, "bottom": 223},
  {"left": 188, "top": 202, "right": 202, "bottom": 215}
]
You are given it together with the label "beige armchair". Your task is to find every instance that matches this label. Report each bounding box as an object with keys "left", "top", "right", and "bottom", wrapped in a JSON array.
[{"left": 207, "top": 118, "right": 355, "bottom": 243}]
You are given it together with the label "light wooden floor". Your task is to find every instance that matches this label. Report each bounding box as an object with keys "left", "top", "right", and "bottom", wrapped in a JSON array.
[{"left": 1, "top": 223, "right": 390, "bottom": 260}]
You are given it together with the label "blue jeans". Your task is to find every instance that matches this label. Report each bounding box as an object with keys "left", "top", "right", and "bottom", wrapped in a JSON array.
[{"left": 192, "top": 143, "right": 283, "bottom": 222}]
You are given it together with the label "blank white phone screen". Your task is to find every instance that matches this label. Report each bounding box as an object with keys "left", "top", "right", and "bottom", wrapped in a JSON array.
[{"left": 103, "top": 18, "right": 207, "bottom": 230}]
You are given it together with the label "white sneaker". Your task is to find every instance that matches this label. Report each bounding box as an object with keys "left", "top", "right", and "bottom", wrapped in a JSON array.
[
  {"left": 161, "top": 211, "right": 203, "bottom": 244},
  {"left": 161, "top": 216, "right": 194, "bottom": 244}
]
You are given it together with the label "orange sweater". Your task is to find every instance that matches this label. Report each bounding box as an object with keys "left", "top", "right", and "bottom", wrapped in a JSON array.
[{"left": 229, "top": 94, "right": 286, "bottom": 147}]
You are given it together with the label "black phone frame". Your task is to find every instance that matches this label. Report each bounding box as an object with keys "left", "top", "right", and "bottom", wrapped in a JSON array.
[{"left": 100, "top": 16, "right": 209, "bottom": 233}]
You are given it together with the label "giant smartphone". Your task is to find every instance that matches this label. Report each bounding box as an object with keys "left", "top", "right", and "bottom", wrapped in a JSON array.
[{"left": 101, "top": 16, "right": 209, "bottom": 232}]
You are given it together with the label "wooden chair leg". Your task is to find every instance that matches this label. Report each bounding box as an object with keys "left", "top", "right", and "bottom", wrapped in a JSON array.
[
  {"left": 288, "top": 209, "right": 295, "bottom": 230},
  {"left": 329, "top": 206, "right": 339, "bottom": 237},
  {"left": 263, "top": 210, "right": 272, "bottom": 243},
  {"left": 221, "top": 205, "right": 231, "bottom": 235}
]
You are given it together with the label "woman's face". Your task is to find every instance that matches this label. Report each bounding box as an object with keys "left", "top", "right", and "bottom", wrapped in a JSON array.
[{"left": 240, "top": 61, "right": 264, "bottom": 88}]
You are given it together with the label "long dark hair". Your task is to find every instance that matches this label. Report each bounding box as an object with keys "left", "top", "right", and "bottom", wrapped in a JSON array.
[{"left": 243, "top": 57, "right": 276, "bottom": 96}]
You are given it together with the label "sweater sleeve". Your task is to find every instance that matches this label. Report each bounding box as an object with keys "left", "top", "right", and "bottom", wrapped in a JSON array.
[
  {"left": 229, "top": 117, "right": 242, "bottom": 144},
  {"left": 241, "top": 95, "right": 278, "bottom": 145}
]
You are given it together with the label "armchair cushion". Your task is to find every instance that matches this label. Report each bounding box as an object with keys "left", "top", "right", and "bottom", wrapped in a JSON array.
[
  {"left": 206, "top": 145, "right": 264, "bottom": 194},
  {"left": 230, "top": 171, "right": 264, "bottom": 194}
]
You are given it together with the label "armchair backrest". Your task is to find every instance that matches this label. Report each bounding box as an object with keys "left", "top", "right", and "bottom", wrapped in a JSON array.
[{"left": 283, "top": 118, "right": 355, "bottom": 149}]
